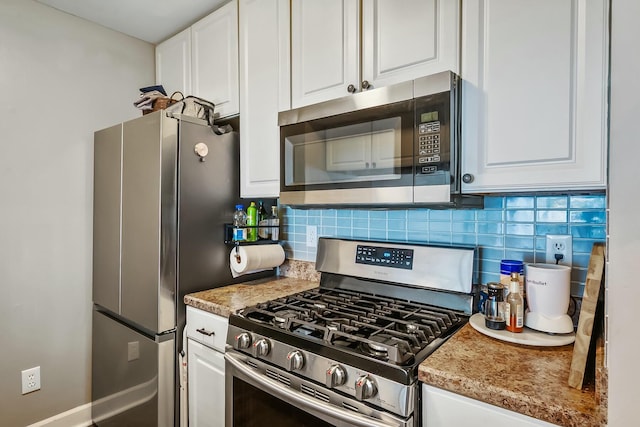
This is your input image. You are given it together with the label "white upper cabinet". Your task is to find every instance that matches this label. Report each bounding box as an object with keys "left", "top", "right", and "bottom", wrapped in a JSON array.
[
  {"left": 239, "top": 0, "right": 290, "bottom": 198},
  {"left": 461, "top": 0, "right": 609, "bottom": 192},
  {"left": 191, "top": 1, "right": 239, "bottom": 118},
  {"left": 291, "top": 0, "right": 460, "bottom": 109},
  {"left": 156, "top": 0, "right": 239, "bottom": 119},
  {"left": 291, "top": 0, "right": 360, "bottom": 108},
  {"left": 155, "top": 27, "right": 192, "bottom": 96},
  {"left": 362, "top": 0, "right": 460, "bottom": 90}
]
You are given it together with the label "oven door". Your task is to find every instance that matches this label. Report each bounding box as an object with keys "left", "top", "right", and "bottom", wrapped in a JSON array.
[{"left": 225, "top": 350, "right": 413, "bottom": 427}]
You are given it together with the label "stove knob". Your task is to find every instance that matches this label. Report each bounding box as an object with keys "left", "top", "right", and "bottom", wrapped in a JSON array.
[
  {"left": 252, "top": 338, "right": 271, "bottom": 358},
  {"left": 325, "top": 365, "right": 347, "bottom": 388},
  {"left": 286, "top": 350, "right": 305, "bottom": 371},
  {"left": 234, "top": 332, "right": 252, "bottom": 350},
  {"left": 355, "top": 375, "right": 378, "bottom": 401}
]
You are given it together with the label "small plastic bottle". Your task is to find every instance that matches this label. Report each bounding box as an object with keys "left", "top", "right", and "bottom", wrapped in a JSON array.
[
  {"left": 246, "top": 201, "right": 258, "bottom": 242},
  {"left": 257, "top": 200, "right": 269, "bottom": 239},
  {"left": 232, "top": 204, "right": 247, "bottom": 242},
  {"left": 269, "top": 205, "right": 279, "bottom": 241},
  {"left": 505, "top": 272, "right": 524, "bottom": 333}
]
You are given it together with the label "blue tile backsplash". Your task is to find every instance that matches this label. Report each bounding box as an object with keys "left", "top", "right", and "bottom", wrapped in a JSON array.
[{"left": 280, "top": 194, "right": 606, "bottom": 297}]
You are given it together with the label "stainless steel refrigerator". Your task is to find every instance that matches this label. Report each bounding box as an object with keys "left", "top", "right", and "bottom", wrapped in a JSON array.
[{"left": 91, "top": 111, "right": 270, "bottom": 426}]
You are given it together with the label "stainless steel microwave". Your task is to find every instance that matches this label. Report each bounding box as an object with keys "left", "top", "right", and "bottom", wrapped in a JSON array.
[{"left": 278, "top": 71, "right": 482, "bottom": 208}]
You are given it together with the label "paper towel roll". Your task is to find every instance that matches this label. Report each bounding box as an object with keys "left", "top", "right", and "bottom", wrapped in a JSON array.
[{"left": 229, "top": 244, "right": 285, "bottom": 278}]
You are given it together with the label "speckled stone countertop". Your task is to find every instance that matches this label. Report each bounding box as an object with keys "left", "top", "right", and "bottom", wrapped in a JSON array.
[
  {"left": 418, "top": 324, "right": 606, "bottom": 426},
  {"left": 185, "top": 259, "right": 320, "bottom": 317},
  {"left": 184, "top": 276, "right": 319, "bottom": 317}
]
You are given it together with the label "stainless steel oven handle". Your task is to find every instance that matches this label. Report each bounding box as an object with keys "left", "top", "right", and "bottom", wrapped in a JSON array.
[{"left": 226, "top": 353, "right": 400, "bottom": 427}]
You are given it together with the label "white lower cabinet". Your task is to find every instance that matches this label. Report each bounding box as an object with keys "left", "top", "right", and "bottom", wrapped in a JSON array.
[
  {"left": 422, "top": 384, "right": 557, "bottom": 427},
  {"left": 188, "top": 340, "right": 225, "bottom": 427},
  {"left": 186, "top": 306, "right": 228, "bottom": 427}
]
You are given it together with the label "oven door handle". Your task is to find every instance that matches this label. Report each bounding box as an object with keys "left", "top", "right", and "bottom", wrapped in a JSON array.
[{"left": 225, "top": 353, "right": 403, "bottom": 427}]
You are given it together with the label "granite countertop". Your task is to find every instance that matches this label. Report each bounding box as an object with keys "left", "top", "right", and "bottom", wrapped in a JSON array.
[
  {"left": 418, "top": 324, "right": 607, "bottom": 427},
  {"left": 184, "top": 276, "right": 319, "bottom": 318}
]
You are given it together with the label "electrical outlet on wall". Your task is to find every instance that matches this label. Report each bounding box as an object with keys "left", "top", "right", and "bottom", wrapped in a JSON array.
[
  {"left": 21, "top": 366, "right": 41, "bottom": 394},
  {"left": 545, "top": 235, "right": 572, "bottom": 266},
  {"left": 306, "top": 225, "right": 318, "bottom": 248}
]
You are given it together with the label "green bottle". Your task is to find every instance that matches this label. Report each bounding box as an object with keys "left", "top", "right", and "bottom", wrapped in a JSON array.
[{"left": 246, "top": 201, "right": 258, "bottom": 242}]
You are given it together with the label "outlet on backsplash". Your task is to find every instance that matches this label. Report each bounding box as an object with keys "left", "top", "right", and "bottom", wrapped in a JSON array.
[
  {"left": 545, "top": 235, "right": 572, "bottom": 266},
  {"left": 306, "top": 225, "right": 317, "bottom": 248}
]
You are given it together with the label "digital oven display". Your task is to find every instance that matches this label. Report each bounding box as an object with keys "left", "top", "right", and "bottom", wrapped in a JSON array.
[{"left": 355, "top": 245, "right": 414, "bottom": 269}]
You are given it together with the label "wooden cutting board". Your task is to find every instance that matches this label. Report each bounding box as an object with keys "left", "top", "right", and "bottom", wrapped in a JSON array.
[{"left": 568, "top": 242, "right": 605, "bottom": 389}]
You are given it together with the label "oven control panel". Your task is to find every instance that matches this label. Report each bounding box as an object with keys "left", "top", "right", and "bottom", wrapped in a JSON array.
[{"left": 355, "top": 245, "right": 414, "bottom": 269}]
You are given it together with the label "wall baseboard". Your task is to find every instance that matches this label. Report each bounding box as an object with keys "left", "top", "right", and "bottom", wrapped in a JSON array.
[{"left": 27, "top": 402, "right": 92, "bottom": 427}]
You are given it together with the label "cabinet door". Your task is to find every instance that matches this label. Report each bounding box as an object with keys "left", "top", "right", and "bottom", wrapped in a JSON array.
[
  {"left": 326, "top": 132, "right": 372, "bottom": 172},
  {"left": 156, "top": 28, "right": 192, "bottom": 95},
  {"left": 239, "top": 0, "right": 290, "bottom": 198},
  {"left": 188, "top": 339, "right": 225, "bottom": 427},
  {"left": 291, "top": 0, "right": 360, "bottom": 108},
  {"left": 192, "top": 1, "right": 239, "bottom": 118},
  {"left": 362, "top": 0, "right": 460, "bottom": 90},
  {"left": 422, "top": 384, "right": 558, "bottom": 427},
  {"left": 461, "top": 0, "right": 608, "bottom": 192}
]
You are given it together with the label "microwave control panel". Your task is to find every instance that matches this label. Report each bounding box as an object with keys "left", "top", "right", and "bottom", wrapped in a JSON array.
[
  {"left": 414, "top": 92, "right": 451, "bottom": 179},
  {"left": 417, "top": 120, "right": 442, "bottom": 174}
]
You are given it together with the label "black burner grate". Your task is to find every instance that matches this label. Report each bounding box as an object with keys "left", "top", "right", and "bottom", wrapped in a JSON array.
[{"left": 240, "top": 287, "right": 464, "bottom": 365}]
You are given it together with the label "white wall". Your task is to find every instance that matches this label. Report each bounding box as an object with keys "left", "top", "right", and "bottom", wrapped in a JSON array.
[
  {"left": 0, "top": 1, "right": 154, "bottom": 425},
  {"left": 608, "top": 0, "right": 640, "bottom": 425}
]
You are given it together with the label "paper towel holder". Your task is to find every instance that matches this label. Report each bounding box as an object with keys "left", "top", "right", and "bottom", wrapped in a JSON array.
[{"left": 223, "top": 223, "right": 283, "bottom": 266}]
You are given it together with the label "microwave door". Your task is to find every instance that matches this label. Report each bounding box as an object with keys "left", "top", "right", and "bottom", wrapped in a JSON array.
[{"left": 280, "top": 101, "right": 414, "bottom": 206}]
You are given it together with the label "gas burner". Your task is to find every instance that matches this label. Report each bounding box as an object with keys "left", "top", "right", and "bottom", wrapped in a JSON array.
[
  {"left": 394, "top": 320, "right": 430, "bottom": 338},
  {"left": 405, "top": 324, "right": 419, "bottom": 334},
  {"left": 313, "top": 312, "right": 353, "bottom": 328},
  {"left": 368, "top": 335, "right": 392, "bottom": 350},
  {"left": 273, "top": 310, "right": 300, "bottom": 327},
  {"left": 312, "top": 302, "right": 327, "bottom": 310},
  {"left": 359, "top": 342, "right": 388, "bottom": 360},
  {"left": 356, "top": 334, "right": 415, "bottom": 364}
]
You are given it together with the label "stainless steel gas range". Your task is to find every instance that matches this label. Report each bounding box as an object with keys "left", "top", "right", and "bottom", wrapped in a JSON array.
[{"left": 225, "top": 238, "right": 477, "bottom": 427}]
